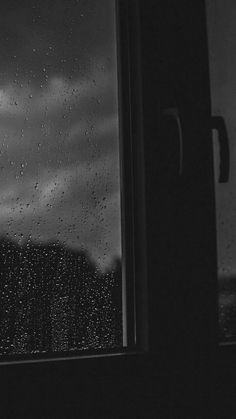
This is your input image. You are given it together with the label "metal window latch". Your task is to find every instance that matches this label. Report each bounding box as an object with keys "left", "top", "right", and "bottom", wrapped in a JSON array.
[
  {"left": 162, "top": 108, "right": 183, "bottom": 177},
  {"left": 211, "top": 116, "right": 230, "bottom": 183}
]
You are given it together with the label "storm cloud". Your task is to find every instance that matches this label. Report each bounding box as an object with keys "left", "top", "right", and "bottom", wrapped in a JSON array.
[{"left": 0, "top": 0, "right": 121, "bottom": 269}]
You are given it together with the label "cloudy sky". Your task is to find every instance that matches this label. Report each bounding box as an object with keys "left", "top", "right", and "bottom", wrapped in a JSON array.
[{"left": 0, "top": 0, "right": 121, "bottom": 269}]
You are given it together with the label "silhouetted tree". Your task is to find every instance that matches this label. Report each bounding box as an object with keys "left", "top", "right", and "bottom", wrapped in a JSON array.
[{"left": 0, "top": 237, "right": 123, "bottom": 357}]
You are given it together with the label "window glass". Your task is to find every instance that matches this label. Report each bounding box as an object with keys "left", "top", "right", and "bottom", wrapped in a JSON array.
[
  {"left": 0, "top": 0, "right": 124, "bottom": 358},
  {"left": 207, "top": 0, "right": 236, "bottom": 342}
]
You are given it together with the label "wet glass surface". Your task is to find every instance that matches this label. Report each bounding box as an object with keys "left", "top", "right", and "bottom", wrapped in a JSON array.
[{"left": 0, "top": 0, "right": 123, "bottom": 357}]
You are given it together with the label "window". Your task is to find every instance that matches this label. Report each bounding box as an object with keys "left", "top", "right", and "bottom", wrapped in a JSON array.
[
  {"left": 0, "top": 2, "right": 220, "bottom": 417},
  {"left": 0, "top": 0, "right": 143, "bottom": 363},
  {"left": 206, "top": 0, "right": 236, "bottom": 344}
]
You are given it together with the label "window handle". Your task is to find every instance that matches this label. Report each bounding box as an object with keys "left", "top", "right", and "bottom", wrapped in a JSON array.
[
  {"left": 211, "top": 116, "right": 230, "bottom": 183},
  {"left": 162, "top": 108, "right": 183, "bottom": 176}
]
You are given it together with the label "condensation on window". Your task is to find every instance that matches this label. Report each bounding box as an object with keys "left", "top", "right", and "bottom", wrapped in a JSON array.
[{"left": 0, "top": 0, "right": 123, "bottom": 357}]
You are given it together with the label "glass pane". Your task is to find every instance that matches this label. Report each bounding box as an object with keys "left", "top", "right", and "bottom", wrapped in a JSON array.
[
  {"left": 0, "top": 0, "right": 124, "bottom": 359},
  {"left": 206, "top": 0, "right": 236, "bottom": 342}
]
